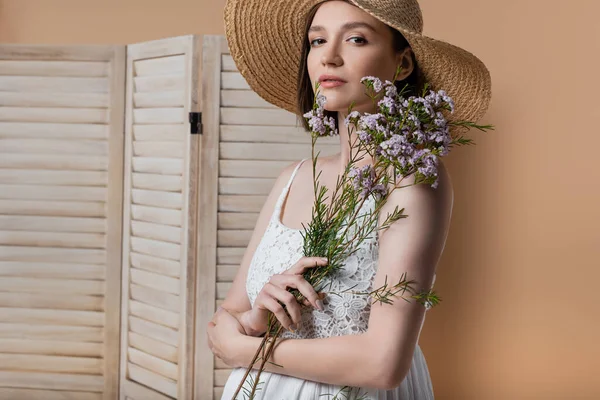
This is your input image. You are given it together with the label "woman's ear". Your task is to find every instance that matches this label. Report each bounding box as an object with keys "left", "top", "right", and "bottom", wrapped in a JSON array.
[{"left": 395, "top": 47, "right": 415, "bottom": 81}]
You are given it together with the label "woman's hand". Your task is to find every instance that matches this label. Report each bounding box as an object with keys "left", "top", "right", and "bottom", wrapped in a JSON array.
[
  {"left": 246, "top": 256, "right": 328, "bottom": 335},
  {"left": 207, "top": 307, "right": 247, "bottom": 368}
]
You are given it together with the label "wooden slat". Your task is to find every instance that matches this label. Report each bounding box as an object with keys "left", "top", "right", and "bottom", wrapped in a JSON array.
[
  {"left": 129, "top": 300, "right": 179, "bottom": 329},
  {"left": 221, "top": 55, "right": 236, "bottom": 72},
  {"left": 132, "top": 157, "right": 184, "bottom": 175},
  {"left": 131, "top": 220, "right": 181, "bottom": 244},
  {"left": 0, "top": 216, "right": 105, "bottom": 233},
  {"left": 219, "top": 124, "right": 314, "bottom": 143},
  {"left": 0, "top": 184, "right": 107, "bottom": 202},
  {"left": 218, "top": 195, "right": 266, "bottom": 213},
  {"left": 216, "top": 265, "right": 238, "bottom": 282},
  {"left": 217, "top": 230, "right": 252, "bottom": 247},
  {"left": 0, "top": 107, "right": 108, "bottom": 124},
  {"left": 218, "top": 212, "right": 258, "bottom": 230},
  {"left": 0, "top": 293, "right": 103, "bottom": 311},
  {"left": 128, "top": 317, "right": 178, "bottom": 347},
  {"left": 133, "top": 141, "right": 184, "bottom": 158},
  {"left": 0, "top": 388, "right": 101, "bottom": 400},
  {"left": 0, "top": 122, "right": 108, "bottom": 140},
  {"left": 134, "top": 90, "right": 184, "bottom": 108},
  {"left": 130, "top": 237, "right": 181, "bottom": 261},
  {"left": 0, "top": 170, "right": 107, "bottom": 186},
  {"left": 127, "top": 363, "right": 177, "bottom": 398},
  {"left": 219, "top": 159, "right": 289, "bottom": 178},
  {"left": 0, "top": 60, "right": 108, "bottom": 77},
  {"left": 0, "top": 200, "right": 105, "bottom": 218},
  {"left": 131, "top": 205, "right": 182, "bottom": 227},
  {"left": 134, "top": 74, "right": 185, "bottom": 93},
  {"left": 220, "top": 142, "right": 337, "bottom": 160},
  {"left": 0, "top": 278, "right": 103, "bottom": 295},
  {"left": 216, "top": 247, "right": 246, "bottom": 265},
  {"left": 0, "top": 339, "right": 102, "bottom": 357},
  {"left": 0, "top": 246, "right": 106, "bottom": 263},
  {"left": 0, "top": 231, "right": 105, "bottom": 249},
  {"left": 0, "top": 371, "right": 103, "bottom": 392},
  {"left": 133, "top": 107, "right": 184, "bottom": 124},
  {"left": 216, "top": 283, "right": 232, "bottom": 300},
  {"left": 128, "top": 347, "right": 178, "bottom": 380},
  {"left": 131, "top": 189, "right": 183, "bottom": 210},
  {"left": 134, "top": 55, "right": 186, "bottom": 77},
  {"left": 0, "top": 76, "right": 108, "bottom": 93},
  {"left": 0, "top": 354, "right": 102, "bottom": 374},
  {"left": 220, "top": 89, "right": 275, "bottom": 108},
  {"left": 130, "top": 284, "right": 180, "bottom": 312},
  {"left": 130, "top": 252, "right": 180, "bottom": 278},
  {"left": 220, "top": 107, "right": 297, "bottom": 126},
  {"left": 218, "top": 177, "right": 275, "bottom": 195},
  {"left": 0, "top": 155, "right": 107, "bottom": 171},
  {"left": 0, "top": 139, "right": 108, "bottom": 155},
  {"left": 123, "top": 380, "right": 172, "bottom": 400},
  {"left": 0, "top": 262, "right": 104, "bottom": 280},
  {"left": 128, "top": 332, "right": 178, "bottom": 364},
  {"left": 0, "top": 92, "right": 109, "bottom": 108},
  {"left": 0, "top": 308, "right": 103, "bottom": 327},
  {"left": 132, "top": 173, "right": 182, "bottom": 192},
  {"left": 132, "top": 124, "right": 184, "bottom": 141},
  {"left": 220, "top": 72, "right": 249, "bottom": 90},
  {"left": 0, "top": 323, "right": 103, "bottom": 342},
  {"left": 130, "top": 268, "right": 180, "bottom": 295}
]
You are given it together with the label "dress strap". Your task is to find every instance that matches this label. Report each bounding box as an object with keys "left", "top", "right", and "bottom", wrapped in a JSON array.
[{"left": 274, "top": 158, "right": 309, "bottom": 214}]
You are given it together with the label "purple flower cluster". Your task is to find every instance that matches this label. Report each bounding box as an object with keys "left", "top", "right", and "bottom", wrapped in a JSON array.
[
  {"left": 303, "top": 77, "right": 457, "bottom": 189},
  {"left": 353, "top": 77, "right": 456, "bottom": 189},
  {"left": 348, "top": 164, "right": 387, "bottom": 200},
  {"left": 303, "top": 94, "right": 338, "bottom": 137}
]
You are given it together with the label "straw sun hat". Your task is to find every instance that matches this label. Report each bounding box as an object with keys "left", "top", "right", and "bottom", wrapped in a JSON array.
[{"left": 223, "top": 0, "right": 492, "bottom": 125}]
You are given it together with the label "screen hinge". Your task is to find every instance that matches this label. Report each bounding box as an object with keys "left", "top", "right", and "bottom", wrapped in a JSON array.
[{"left": 189, "top": 112, "right": 202, "bottom": 134}]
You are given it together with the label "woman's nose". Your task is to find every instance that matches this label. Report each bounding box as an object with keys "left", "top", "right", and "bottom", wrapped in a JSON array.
[{"left": 321, "top": 46, "right": 343, "bottom": 66}]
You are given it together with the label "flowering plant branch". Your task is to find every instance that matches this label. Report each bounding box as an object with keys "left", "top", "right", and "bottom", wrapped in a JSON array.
[{"left": 231, "top": 67, "right": 494, "bottom": 399}]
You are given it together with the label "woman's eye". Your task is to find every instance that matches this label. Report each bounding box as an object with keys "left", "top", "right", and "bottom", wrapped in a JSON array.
[
  {"left": 309, "top": 38, "right": 325, "bottom": 47},
  {"left": 349, "top": 36, "right": 367, "bottom": 44}
]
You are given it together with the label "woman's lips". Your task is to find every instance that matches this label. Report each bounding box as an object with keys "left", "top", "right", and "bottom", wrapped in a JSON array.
[{"left": 320, "top": 80, "right": 346, "bottom": 88}]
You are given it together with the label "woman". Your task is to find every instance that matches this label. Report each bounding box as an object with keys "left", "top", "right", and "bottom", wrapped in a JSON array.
[{"left": 207, "top": 0, "right": 492, "bottom": 398}]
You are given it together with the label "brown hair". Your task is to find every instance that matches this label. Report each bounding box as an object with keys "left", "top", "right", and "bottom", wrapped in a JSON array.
[{"left": 296, "top": 2, "right": 425, "bottom": 131}]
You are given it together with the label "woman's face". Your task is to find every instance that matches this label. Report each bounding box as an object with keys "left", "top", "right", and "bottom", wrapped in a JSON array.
[{"left": 306, "top": 1, "right": 412, "bottom": 114}]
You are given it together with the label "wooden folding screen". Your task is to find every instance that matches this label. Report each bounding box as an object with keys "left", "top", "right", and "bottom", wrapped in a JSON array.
[
  {"left": 195, "top": 35, "right": 339, "bottom": 399},
  {"left": 118, "top": 35, "right": 200, "bottom": 400},
  {"left": 0, "top": 45, "right": 125, "bottom": 399},
  {"left": 0, "top": 33, "right": 336, "bottom": 400}
]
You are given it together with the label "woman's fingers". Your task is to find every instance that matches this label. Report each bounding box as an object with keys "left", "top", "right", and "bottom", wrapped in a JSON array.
[
  {"left": 285, "top": 256, "right": 328, "bottom": 276},
  {"left": 270, "top": 274, "right": 322, "bottom": 311},
  {"left": 263, "top": 282, "right": 302, "bottom": 328},
  {"left": 259, "top": 293, "right": 293, "bottom": 331}
]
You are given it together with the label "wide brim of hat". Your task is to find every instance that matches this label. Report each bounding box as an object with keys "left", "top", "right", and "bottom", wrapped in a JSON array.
[{"left": 224, "top": 0, "right": 492, "bottom": 126}]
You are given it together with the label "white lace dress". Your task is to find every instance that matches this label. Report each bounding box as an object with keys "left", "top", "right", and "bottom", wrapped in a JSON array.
[{"left": 221, "top": 158, "right": 436, "bottom": 399}]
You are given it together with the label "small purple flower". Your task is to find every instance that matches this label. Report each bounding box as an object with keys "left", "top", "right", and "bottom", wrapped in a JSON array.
[
  {"left": 303, "top": 94, "right": 338, "bottom": 136},
  {"left": 360, "top": 76, "right": 383, "bottom": 93},
  {"left": 348, "top": 165, "right": 387, "bottom": 200}
]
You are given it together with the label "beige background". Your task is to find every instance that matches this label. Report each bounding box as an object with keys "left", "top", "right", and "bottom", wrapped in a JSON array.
[{"left": 1, "top": 0, "right": 598, "bottom": 398}]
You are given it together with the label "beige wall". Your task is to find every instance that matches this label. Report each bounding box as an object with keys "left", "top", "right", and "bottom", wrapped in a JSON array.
[{"left": 1, "top": 0, "right": 598, "bottom": 398}]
